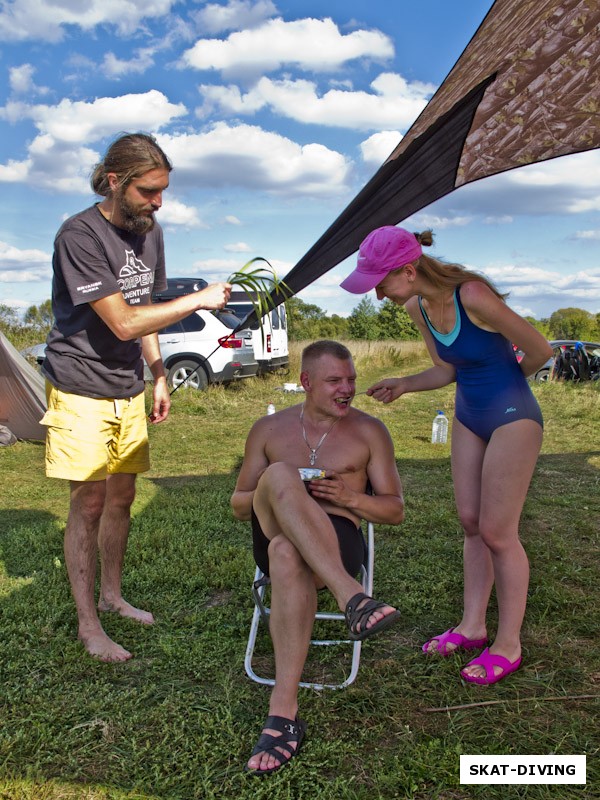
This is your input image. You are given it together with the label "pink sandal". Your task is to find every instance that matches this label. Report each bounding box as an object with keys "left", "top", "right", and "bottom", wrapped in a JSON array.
[
  {"left": 461, "top": 647, "right": 522, "bottom": 685},
  {"left": 422, "top": 627, "right": 487, "bottom": 656}
]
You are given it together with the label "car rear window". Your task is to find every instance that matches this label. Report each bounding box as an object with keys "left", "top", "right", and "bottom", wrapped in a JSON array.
[
  {"left": 226, "top": 303, "right": 260, "bottom": 330},
  {"left": 214, "top": 309, "right": 244, "bottom": 329},
  {"left": 180, "top": 313, "right": 207, "bottom": 332},
  {"left": 160, "top": 321, "right": 184, "bottom": 335}
]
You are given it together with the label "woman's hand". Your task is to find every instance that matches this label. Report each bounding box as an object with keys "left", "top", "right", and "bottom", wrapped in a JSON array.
[{"left": 366, "top": 378, "right": 405, "bottom": 403}]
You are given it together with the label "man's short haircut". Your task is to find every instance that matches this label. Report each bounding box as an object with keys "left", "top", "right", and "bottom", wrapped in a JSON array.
[
  {"left": 301, "top": 340, "right": 353, "bottom": 371},
  {"left": 91, "top": 132, "right": 172, "bottom": 197}
]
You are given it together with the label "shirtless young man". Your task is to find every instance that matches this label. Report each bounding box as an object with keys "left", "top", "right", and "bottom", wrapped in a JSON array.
[{"left": 231, "top": 340, "right": 404, "bottom": 775}]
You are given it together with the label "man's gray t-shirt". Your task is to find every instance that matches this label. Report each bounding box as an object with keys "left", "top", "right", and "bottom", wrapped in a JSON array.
[{"left": 42, "top": 205, "right": 167, "bottom": 399}]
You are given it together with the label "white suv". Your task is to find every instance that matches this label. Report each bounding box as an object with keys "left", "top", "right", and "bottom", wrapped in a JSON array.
[{"left": 151, "top": 279, "right": 258, "bottom": 390}]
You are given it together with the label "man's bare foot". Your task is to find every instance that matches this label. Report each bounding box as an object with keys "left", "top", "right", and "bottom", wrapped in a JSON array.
[
  {"left": 79, "top": 630, "right": 132, "bottom": 663},
  {"left": 98, "top": 597, "right": 154, "bottom": 625}
]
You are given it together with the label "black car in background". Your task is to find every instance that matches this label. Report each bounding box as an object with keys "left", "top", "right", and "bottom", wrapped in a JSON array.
[{"left": 527, "top": 340, "right": 600, "bottom": 382}]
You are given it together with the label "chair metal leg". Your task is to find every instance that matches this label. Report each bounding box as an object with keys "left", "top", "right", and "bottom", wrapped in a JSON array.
[{"left": 244, "top": 522, "right": 375, "bottom": 691}]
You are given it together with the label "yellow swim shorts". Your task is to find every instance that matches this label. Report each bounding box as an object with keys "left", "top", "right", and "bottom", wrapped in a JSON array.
[{"left": 41, "top": 383, "right": 150, "bottom": 481}]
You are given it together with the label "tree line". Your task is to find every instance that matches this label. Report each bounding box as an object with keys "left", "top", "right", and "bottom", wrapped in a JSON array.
[
  {"left": 0, "top": 300, "right": 54, "bottom": 350},
  {"left": 286, "top": 297, "right": 600, "bottom": 343},
  {"left": 1, "top": 298, "right": 599, "bottom": 351}
]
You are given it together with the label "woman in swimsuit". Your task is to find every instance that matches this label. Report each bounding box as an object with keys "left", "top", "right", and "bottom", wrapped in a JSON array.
[{"left": 340, "top": 226, "right": 553, "bottom": 685}]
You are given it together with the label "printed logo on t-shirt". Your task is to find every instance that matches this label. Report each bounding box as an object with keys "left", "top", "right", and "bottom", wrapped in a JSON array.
[
  {"left": 76, "top": 281, "right": 103, "bottom": 295},
  {"left": 119, "top": 250, "right": 154, "bottom": 305}
]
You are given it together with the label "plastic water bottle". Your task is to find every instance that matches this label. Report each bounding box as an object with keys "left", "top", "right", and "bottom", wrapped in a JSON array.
[
  {"left": 431, "top": 410, "right": 448, "bottom": 444},
  {"left": 266, "top": 402, "right": 276, "bottom": 415}
]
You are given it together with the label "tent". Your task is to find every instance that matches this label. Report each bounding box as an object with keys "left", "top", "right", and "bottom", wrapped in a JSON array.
[
  {"left": 0, "top": 331, "right": 46, "bottom": 442},
  {"left": 252, "top": 0, "right": 599, "bottom": 310}
]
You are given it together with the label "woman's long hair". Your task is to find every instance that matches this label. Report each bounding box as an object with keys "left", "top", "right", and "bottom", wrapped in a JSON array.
[{"left": 411, "top": 230, "right": 508, "bottom": 301}]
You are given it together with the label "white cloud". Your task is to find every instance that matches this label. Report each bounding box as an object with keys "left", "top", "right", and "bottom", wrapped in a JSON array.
[
  {"left": 0, "top": 297, "right": 31, "bottom": 311},
  {"left": 0, "top": 92, "right": 187, "bottom": 192},
  {"left": 189, "top": 256, "right": 291, "bottom": 282},
  {"left": 482, "top": 264, "right": 600, "bottom": 315},
  {"left": 181, "top": 17, "right": 394, "bottom": 76},
  {"left": 12, "top": 91, "right": 186, "bottom": 143},
  {"left": 189, "top": 258, "right": 247, "bottom": 281},
  {"left": 508, "top": 155, "right": 600, "bottom": 189},
  {"left": 0, "top": 100, "right": 29, "bottom": 124},
  {"left": 99, "top": 15, "right": 195, "bottom": 80},
  {"left": 0, "top": 270, "right": 48, "bottom": 283},
  {"left": 0, "top": 158, "right": 31, "bottom": 182},
  {"left": 297, "top": 281, "right": 351, "bottom": 310},
  {"left": 0, "top": 240, "right": 51, "bottom": 281},
  {"left": 0, "top": 0, "right": 178, "bottom": 42},
  {"left": 360, "top": 131, "right": 402, "bottom": 165},
  {"left": 224, "top": 242, "right": 252, "bottom": 252},
  {"left": 433, "top": 151, "right": 600, "bottom": 218},
  {"left": 484, "top": 264, "right": 559, "bottom": 288},
  {"left": 157, "top": 123, "right": 351, "bottom": 197},
  {"left": 505, "top": 153, "right": 600, "bottom": 214},
  {"left": 224, "top": 215, "right": 242, "bottom": 225},
  {"left": 0, "top": 137, "right": 98, "bottom": 193},
  {"left": 409, "top": 213, "right": 473, "bottom": 230},
  {"left": 101, "top": 49, "right": 156, "bottom": 79},
  {"left": 160, "top": 198, "right": 207, "bottom": 229},
  {"left": 9, "top": 64, "right": 49, "bottom": 96},
  {"left": 198, "top": 72, "right": 432, "bottom": 131},
  {"left": 9, "top": 64, "right": 32, "bottom": 93},
  {"left": 307, "top": 271, "right": 346, "bottom": 287},
  {"left": 573, "top": 230, "right": 600, "bottom": 240},
  {"left": 569, "top": 197, "right": 600, "bottom": 213},
  {"left": 195, "top": 0, "right": 277, "bottom": 34},
  {"left": 0, "top": 95, "right": 350, "bottom": 198}
]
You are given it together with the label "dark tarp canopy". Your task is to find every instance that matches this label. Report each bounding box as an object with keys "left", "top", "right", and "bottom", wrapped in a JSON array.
[{"left": 247, "top": 0, "right": 599, "bottom": 316}]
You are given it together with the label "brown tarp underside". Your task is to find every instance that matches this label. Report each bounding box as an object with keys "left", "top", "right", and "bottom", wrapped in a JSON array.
[
  {"left": 387, "top": 0, "right": 600, "bottom": 187},
  {"left": 0, "top": 331, "right": 46, "bottom": 441}
]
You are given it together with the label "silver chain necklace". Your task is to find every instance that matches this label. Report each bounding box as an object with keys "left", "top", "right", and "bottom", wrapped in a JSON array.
[{"left": 300, "top": 405, "right": 340, "bottom": 466}]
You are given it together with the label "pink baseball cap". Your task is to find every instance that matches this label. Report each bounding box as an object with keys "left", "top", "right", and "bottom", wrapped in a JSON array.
[{"left": 340, "top": 226, "right": 422, "bottom": 294}]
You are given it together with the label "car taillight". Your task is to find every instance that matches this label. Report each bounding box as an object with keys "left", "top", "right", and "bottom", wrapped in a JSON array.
[
  {"left": 267, "top": 334, "right": 272, "bottom": 353},
  {"left": 219, "top": 335, "right": 243, "bottom": 349}
]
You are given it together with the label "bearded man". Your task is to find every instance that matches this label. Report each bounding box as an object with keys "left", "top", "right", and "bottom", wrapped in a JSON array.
[{"left": 41, "top": 133, "right": 231, "bottom": 662}]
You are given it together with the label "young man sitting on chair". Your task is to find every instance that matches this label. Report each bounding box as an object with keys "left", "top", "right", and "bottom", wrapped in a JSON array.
[{"left": 231, "top": 340, "right": 405, "bottom": 775}]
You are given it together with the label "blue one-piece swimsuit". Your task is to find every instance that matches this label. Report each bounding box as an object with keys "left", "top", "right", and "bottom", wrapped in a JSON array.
[{"left": 418, "top": 288, "right": 543, "bottom": 442}]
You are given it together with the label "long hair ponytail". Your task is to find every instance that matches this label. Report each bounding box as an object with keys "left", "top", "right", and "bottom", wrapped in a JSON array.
[{"left": 90, "top": 132, "right": 172, "bottom": 197}]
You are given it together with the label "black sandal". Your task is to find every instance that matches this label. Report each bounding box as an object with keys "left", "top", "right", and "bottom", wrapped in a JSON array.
[
  {"left": 345, "top": 592, "right": 400, "bottom": 641},
  {"left": 245, "top": 715, "right": 307, "bottom": 776}
]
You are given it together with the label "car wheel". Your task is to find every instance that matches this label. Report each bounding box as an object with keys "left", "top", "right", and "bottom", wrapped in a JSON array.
[
  {"left": 535, "top": 368, "right": 550, "bottom": 382},
  {"left": 167, "top": 359, "right": 208, "bottom": 391}
]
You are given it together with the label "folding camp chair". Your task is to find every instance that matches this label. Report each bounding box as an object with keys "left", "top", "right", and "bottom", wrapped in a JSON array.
[{"left": 244, "top": 519, "right": 375, "bottom": 691}]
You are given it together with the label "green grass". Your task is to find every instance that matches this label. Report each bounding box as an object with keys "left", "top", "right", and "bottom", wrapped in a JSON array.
[{"left": 1, "top": 341, "right": 598, "bottom": 799}]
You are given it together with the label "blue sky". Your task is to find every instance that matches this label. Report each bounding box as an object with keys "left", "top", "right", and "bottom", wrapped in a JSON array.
[{"left": 0, "top": 0, "right": 598, "bottom": 321}]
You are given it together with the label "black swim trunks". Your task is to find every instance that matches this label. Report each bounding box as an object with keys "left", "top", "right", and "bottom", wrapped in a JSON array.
[{"left": 251, "top": 507, "right": 367, "bottom": 578}]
